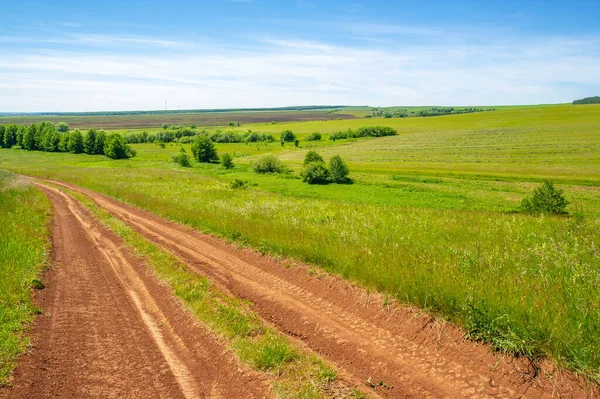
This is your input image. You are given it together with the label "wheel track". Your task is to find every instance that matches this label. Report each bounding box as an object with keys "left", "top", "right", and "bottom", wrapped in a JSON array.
[
  {"left": 40, "top": 178, "right": 599, "bottom": 399},
  {"left": 3, "top": 182, "right": 270, "bottom": 398}
]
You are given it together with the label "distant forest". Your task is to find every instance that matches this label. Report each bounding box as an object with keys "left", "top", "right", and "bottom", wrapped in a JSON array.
[{"left": 572, "top": 96, "right": 600, "bottom": 105}]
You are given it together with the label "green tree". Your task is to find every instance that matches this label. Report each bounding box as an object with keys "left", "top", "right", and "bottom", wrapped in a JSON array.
[
  {"left": 104, "top": 133, "right": 136, "bottom": 159},
  {"left": 42, "top": 128, "right": 60, "bottom": 152},
  {"left": 16, "top": 125, "right": 26, "bottom": 147},
  {"left": 58, "top": 132, "right": 70, "bottom": 152},
  {"left": 0, "top": 125, "right": 5, "bottom": 148},
  {"left": 68, "top": 130, "right": 84, "bottom": 153},
  {"left": 22, "top": 124, "right": 37, "bottom": 151},
  {"left": 84, "top": 129, "right": 97, "bottom": 154},
  {"left": 94, "top": 131, "right": 106, "bottom": 155},
  {"left": 221, "top": 153, "right": 234, "bottom": 169},
  {"left": 329, "top": 155, "right": 350, "bottom": 183},
  {"left": 55, "top": 122, "right": 70, "bottom": 133},
  {"left": 304, "top": 150, "right": 324, "bottom": 165},
  {"left": 2, "top": 125, "right": 18, "bottom": 148},
  {"left": 191, "top": 135, "right": 219, "bottom": 163},
  {"left": 520, "top": 180, "right": 569, "bottom": 215},
  {"left": 301, "top": 161, "right": 329, "bottom": 184},
  {"left": 280, "top": 130, "right": 296, "bottom": 142}
]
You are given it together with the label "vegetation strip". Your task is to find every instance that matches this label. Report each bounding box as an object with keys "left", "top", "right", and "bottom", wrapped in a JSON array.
[
  {"left": 0, "top": 172, "right": 51, "bottom": 386},
  {"left": 50, "top": 183, "right": 367, "bottom": 399}
]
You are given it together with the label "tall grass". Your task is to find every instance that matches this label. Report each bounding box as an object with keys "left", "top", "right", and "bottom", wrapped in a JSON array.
[
  {"left": 0, "top": 171, "right": 50, "bottom": 385},
  {"left": 16, "top": 167, "right": 600, "bottom": 379}
]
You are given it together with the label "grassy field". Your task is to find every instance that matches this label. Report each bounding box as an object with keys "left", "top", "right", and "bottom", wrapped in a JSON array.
[
  {"left": 0, "top": 172, "right": 50, "bottom": 386},
  {"left": 1, "top": 103, "right": 599, "bottom": 380}
]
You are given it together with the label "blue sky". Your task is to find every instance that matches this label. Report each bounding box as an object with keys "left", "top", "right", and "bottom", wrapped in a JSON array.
[{"left": 0, "top": 0, "right": 599, "bottom": 112}]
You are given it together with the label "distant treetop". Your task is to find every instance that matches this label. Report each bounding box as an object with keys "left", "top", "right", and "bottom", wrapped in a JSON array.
[{"left": 573, "top": 96, "right": 600, "bottom": 105}]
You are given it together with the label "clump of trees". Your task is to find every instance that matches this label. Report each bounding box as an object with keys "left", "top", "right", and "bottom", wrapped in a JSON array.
[
  {"left": 329, "top": 126, "right": 397, "bottom": 141},
  {"left": 280, "top": 130, "right": 296, "bottom": 143},
  {"left": 520, "top": 181, "right": 569, "bottom": 215},
  {"left": 0, "top": 122, "right": 135, "bottom": 159},
  {"left": 300, "top": 151, "right": 350, "bottom": 184},
  {"left": 573, "top": 96, "right": 600, "bottom": 105},
  {"left": 191, "top": 135, "right": 219, "bottom": 163},
  {"left": 370, "top": 107, "right": 494, "bottom": 118}
]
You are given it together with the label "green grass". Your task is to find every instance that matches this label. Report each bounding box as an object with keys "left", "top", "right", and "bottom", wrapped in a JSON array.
[
  {"left": 0, "top": 172, "right": 50, "bottom": 386},
  {"left": 1, "top": 103, "right": 600, "bottom": 381},
  {"left": 58, "top": 185, "right": 364, "bottom": 399}
]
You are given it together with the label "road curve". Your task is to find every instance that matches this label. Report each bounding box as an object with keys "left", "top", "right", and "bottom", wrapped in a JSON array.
[
  {"left": 36, "top": 179, "right": 599, "bottom": 399},
  {"left": 2, "top": 183, "right": 270, "bottom": 399}
]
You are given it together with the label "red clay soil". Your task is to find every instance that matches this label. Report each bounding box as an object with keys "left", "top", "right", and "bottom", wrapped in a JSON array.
[
  {"left": 33, "top": 180, "right": 600, "bottom": 399},
  {"left": 1, "top": 184, "right": 270, "bottom": 399}
]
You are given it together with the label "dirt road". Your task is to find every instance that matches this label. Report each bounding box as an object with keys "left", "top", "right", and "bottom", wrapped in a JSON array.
[
  {"left": 2, "top": 184, "right": 269, "bottom": 398},
  {"left": 38, "top": 179, "right": 598, "bottom": 399}
]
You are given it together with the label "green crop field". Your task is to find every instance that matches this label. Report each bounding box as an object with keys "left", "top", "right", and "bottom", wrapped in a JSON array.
[{"left": 1, "top": 103, "right": 599, "bottom": 380}]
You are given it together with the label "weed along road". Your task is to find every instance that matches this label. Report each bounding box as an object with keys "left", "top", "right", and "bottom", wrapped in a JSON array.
[
  {"left": 2, "top": 183, "right": 269, "bottom": 399},
  {"left": 22, "top": 178, "right": 597, "bottom": 399}
]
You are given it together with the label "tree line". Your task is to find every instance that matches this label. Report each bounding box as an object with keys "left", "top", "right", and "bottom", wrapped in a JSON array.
[
  {"left": 572, "top": 96, "right": 600, "bottom": 105},
  {"left": 0, "top": 122, "right": 136, "bottom": 159}
]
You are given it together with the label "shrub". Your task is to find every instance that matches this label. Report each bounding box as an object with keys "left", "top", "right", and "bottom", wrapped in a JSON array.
[
  {"left": 171, "top": 152, "right": 191, "bottom": 167},
  {"left": 294, "top": 139, "right": 299, "bottom": 148},
  {"left": 191, "top": 135, "right": 219, "bottom": 163},
  {"left": 253, "top": 155, "right": 286, "bottom": 173},
  {"left": 520, "top": 181, "right": 569, "bottom": 215},
  {"left": 305, "top": 132, "right": 322, "bottom": 141},
  {"left": 328, "top": 155, "right": 350, "bottom": 183},
  {"left": 221, "top": 153, "right": 234, "bottom": 169},
  {"left": 94, "top": 131, "right": 106, "bottom": 155},
  {"left": 229, "top": 178, "right": 248, "bottom": 189},
  {"left": 301, "top": 161, "right": 329, "bottom": 184},
  {"left": 303, "top": 150, "right": 324, "bottom": 165},
  {"left": 162, "top": 123, "right": 169, "bottom": 129},
  {"left": 104, "top": 133, "right": 136, "bottom": 159},
  {"left": 280, "top": 130, "right": 296, "bottom": 142}
]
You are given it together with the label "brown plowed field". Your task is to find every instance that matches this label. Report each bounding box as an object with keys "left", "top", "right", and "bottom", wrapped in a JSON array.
[
  {"left": 0, "top": 110, "right": 355, "bottom": 129},
  {"left": 1, "top": 184, "right": 270, "bottom": 398},
  {"left": 34, "top": 179, "right": 599, "bottom": 399}
]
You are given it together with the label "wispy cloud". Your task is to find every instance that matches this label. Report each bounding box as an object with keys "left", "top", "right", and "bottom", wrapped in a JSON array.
[{"left": 0, "top": 30, "right": 599, "bottom": 111}]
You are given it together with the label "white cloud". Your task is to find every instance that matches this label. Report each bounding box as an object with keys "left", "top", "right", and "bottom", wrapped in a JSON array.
[{"left": 0, "top": 34, "right": 599, "bottom": 111}]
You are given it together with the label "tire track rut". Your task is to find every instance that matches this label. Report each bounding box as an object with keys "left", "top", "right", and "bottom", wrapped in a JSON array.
[
  {"left": 3, "top": 183, "right": 270, "bottom": 398},
  {"left": 40, "top": 179, "right": 599, "bottom": 399}
]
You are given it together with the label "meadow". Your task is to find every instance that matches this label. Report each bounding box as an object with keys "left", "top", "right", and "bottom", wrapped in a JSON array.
[
  {"left": 0, "top": 172, "right": 50, "bottom": 385},
  {"left": 1, "top": 103, "right": 599, "bottom": 380}
]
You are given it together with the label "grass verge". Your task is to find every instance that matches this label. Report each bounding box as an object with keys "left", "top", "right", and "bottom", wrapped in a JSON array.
[
  {"left": 0, "top": 172, "right": 50, "bottom": 386},
  {"left": 55, "top": 184, "right": 366, "bottom": 399}
]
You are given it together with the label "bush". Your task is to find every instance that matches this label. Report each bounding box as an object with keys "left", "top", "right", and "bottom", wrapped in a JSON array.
[
  {"left": 221, "top": 153, "right": 234, "bottom": 169},
  {"left": 171, "top": 152, "right": 191, "bottom": 167},
  {"left": 229, "top": 178, "right": 248, "bottom": 189},
  {"left": 520, "top": 181, "right": 569, "bottom": 215},
  {"left": 328, "top": 155, "right": 350, "bottom": 183},
  {"left": 191, "top": 135, "right": 219, "bottom": 163},
  {"left": 301, "top": 161, "right": 329, "bottom": 184},
  {"left": 104, "top": 133, "right": 136, "bottom": 159},
  {"left": 280, "top": 130, "right": 296, "bottom": 142},
  {"left": 303, "top": 150, "right": 324, "bottom": 165},
  {"left": 84, "top": 129, "right": 97, "bottom": 154},
  {"left": 253, "top": 155, "right": 286, "bottom": 173},
  {"left": 305, "top": 132, "right": 322, "bottom": 141}
]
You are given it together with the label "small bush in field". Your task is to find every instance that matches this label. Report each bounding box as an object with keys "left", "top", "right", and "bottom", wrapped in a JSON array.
[
  {"left": 253, "top": 155, "right": 286, "bottom": 174},
  {"left": 520, "top": 180, "right": 569, "bottom": 215},
  {"left": 229, "top": 178, "right": 248, "bottom": 189},
  {"left": 221, "top": 153, "right": 234, "bottom": 169},
  {"left": 171, "top": 152, "right": 191, "bottom": 167},
  {"left": 328, "top": 155, "right": 350, "bottom": 183},
  {"left": 305, "top": 132, "right": 322, "bottom": 141},
  {"left": 303, "top": 151, "right": 324, "bottom": 165}
]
